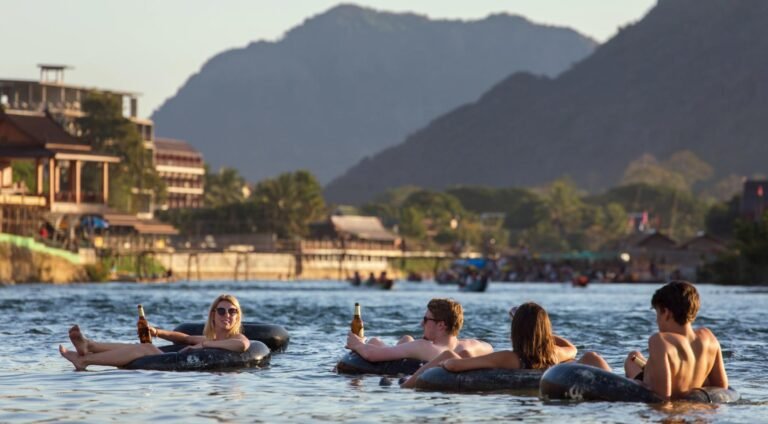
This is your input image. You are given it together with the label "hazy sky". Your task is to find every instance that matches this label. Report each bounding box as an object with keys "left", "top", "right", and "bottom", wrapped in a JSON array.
[{"left": 1, "top": 0, "right": 655, "bottom": 119}]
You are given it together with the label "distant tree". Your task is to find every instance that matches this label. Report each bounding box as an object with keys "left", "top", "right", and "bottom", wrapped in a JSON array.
[
  {"left": 446, "top": 185, "right": 544, "bottom": 231},
  {"left": 620, "top": 154, "right": 688, "bottom": 191},
  {"left": 702, "top": 212, "right": 768, "bottom": 285},
  {"left": 705, "top": 195, "right": 741, "bottom": 240},
  {"left": 371, "top": 186, "right": 422, "bottom": 207},
  {"left": 204, "top": 165, "right": 246, "bottom": 207},
  {"left": 77, "top": 92, "right": 165, "bottom": 212},
  {"left": 587, "top": 183, "right": 710, "bottom": 242},
  {"left": 398, "top": 206, "right": 426, "bottom": 239},
  {"left": 251, "top": 170, "right": 326, "bottom": 238},
  {"left": 702, "top": 174, "right": 745, "bottom": 202},
  {"left": 662, "top": 150, "right": 713, "bottom": 188}
]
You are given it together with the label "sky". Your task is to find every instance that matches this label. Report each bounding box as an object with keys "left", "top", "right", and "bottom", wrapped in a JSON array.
[{"left": 1, "top": 0, "right": 656, "bottom": 119}]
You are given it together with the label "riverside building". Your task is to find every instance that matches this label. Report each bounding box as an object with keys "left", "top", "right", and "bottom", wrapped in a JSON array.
[{"left": 0, "top": 65, "right": 179, "bottom": 253}]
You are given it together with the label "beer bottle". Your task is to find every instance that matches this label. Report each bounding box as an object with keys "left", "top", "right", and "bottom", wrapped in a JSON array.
[
  {"left": 351, "top": 303, "right": 364, "bottom": 338},
  {"left": 631, "top": 354, "right": 647, "bottom": 369},
  {"left": 137, "top": 304, "right": 152, "bottom": 344}
]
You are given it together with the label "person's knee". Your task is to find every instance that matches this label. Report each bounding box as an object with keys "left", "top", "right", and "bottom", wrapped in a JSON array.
[
  {"left": 581, "top": 351, "right": 601, "bottom": 361},
  {"left": 579, "top": 351, "right": 602, "bottom": 364},
  {"left": 579, "top": 351, "right": 609, "bottom": 370},
  {"left": 397, "top": 335, "right": 414, "bottom": 345}
]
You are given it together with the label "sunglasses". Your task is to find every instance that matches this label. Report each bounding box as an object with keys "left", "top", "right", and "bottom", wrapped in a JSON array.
[
  {"left": 422, "top": 316, "right": 441, "bottom": 324},
  {"left": 216, "top": 307, "right": 239, "bottom": 316}
]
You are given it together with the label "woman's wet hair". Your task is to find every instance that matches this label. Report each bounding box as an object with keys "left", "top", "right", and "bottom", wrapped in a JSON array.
[
  {"left": 510, "top": 302, "right": 556, "bottom": 370},
  {"left": 203, "top": 294, "right": 244, "bottom": 339}
]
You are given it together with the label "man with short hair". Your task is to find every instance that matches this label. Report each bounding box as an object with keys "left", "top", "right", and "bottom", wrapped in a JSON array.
[
  {"left": 582, "top": 281, "right": 728, "bottom": 400},
  {"left": 345, "top": 298, "right": 492, "bottom": 363}
]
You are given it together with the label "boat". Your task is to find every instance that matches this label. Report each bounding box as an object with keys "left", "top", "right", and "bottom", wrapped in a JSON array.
[{"left": 459, "top": 274, "right": 489, "bottom": 292}]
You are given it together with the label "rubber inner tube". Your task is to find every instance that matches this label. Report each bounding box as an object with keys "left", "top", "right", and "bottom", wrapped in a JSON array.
[
  {"left": 336, "top": 352, "right": 424, "bottom": 375},
  {"left": 172, "top": 322, "right": 290, "bottom": 352},
  {"left": 540, "top": 363, "right": 740, "bottom": 403},
  {"left": 414, "top": 367, "right": 543, "bottom": 393},
  {"left": 123, "top": 340, "right": 271, "bottom": 371}
]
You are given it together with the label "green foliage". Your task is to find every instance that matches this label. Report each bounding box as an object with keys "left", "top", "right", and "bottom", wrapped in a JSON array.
[
  {"left": 705, "top": 195, "right": 741, "bottom": 239},
  {"left": 77, "top": 92, "right": 165, "bottom": 213},
  {"left": 84, "top": 262, "right": 110, "bottom": 282},
  {"left": 11, "top": 161, "right": 35, "bottom": 192},
  {"left": 701, "top": 213, "right": 768, "bottom": 284},
  {"left": 398, "top": 207, "right": 426, "bottom": 238},
  {"left": 621, "top": 154, "right": 688, "bottom": 191},
  {"left": 446, "top": 186, "right": 544, "bottom": 230},
  {"left": 620, "top": 151, "right": 714, "bottom": 194},
  {"left": 251, "top": 170, "right": 326, "bottom": 238},
  {"left": 204, "top": 165, "right": 246, "bottom": 207},
  {"left": 702, "top": 174, "right": 745, "bottom": 202},
  {"left": 664, "top": 150, "right": 713, "bottom": 188},
  {"left": 587, "top": 183, "right": 710, "bottom": 242},
  {"left": 157, "top": 202, "right": 260, "bottom": 235}
]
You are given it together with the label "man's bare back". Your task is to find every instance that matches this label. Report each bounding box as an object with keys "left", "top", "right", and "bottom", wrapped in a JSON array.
[{"left": 641, "top": 326, "right": 728, "bottom": 399}]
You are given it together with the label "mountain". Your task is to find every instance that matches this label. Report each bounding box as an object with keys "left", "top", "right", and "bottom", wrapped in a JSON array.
[
  {"left": 325, "top": 0, "right": 768, "bottom": 204},
  {"left": 151, "top": 4, "right": 597, "bottom": 183}
]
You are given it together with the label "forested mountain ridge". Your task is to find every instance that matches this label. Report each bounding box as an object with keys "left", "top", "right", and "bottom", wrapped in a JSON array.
[
  {"left": 152, "top": 4, "right": 597, "bottom": 183},
  {"left": 325, "top": 0, "right": 768, "bottom": 204}
]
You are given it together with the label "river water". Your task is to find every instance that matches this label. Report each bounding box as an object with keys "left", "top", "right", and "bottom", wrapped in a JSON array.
[{"left": 0, "top": 281, "right": 765, "bottom": 423}]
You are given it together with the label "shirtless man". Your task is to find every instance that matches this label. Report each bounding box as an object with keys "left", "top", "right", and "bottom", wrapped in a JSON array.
[
  {"left": 345, "top": 298, "right": 492, "bottom": 365},
  {"left": 582, "top": 281, "right": 728, "bottom": 400}
]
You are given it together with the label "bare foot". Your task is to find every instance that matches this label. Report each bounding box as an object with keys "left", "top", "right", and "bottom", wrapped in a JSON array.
[
  {"left": 68, "top": 325, "right": 88, "bottom": 356},
  {"left": 59, "top": 345, "right": 86, "bottom": 371}
]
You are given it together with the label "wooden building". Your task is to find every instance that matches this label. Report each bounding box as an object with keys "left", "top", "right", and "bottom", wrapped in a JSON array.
[
  {"left": 1, "top": 65, "right": 157, "bottom": 218},
  {"left": 0, "top": 109, "right": 118, "bottom": 236},
  {"left": 0, "top": 109, "right": 176, "bottom": 250}
]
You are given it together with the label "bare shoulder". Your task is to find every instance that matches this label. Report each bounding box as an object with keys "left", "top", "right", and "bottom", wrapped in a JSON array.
[
  {"left": 460, "top": 338, "right": 489, "bottom": 347},
  {"left": 459, "top": 338, "right": 493, "bottom": 352},
  {"left": 695, "top": 327, "right": 721, "bottom": 346},
  {"left": 648, "top": 332, "right": 673, "bottom": 350}
]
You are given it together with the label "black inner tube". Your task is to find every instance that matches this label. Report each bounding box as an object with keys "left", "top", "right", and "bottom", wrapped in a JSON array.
[
  {"left": 414, "top": 367, "right": 543, "bottom": 393},
  {"left": 336, "top": 352, "right": 424, "bottom": 375},
  {"left": 540, "top": 363, "right": 740, "bottom": 404},
  {"left": 123, "top": 340, "right": 271, "bottom": 371},
  {"left": 172, "top": 322, "right": 290, "bottom": 352}
]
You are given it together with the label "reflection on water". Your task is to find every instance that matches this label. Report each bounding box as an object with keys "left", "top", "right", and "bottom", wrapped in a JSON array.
[{"left": 0, "top": 281, "right": 764, "bottom": 422}]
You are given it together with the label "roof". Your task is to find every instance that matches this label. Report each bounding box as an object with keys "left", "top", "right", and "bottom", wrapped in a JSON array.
[
  {"left": 0, "top": 110, "right": 119, "bottom": 162},
  {"left": 154, "top": 137, "right": 202, "bottom": 156},
  {"left": 0, "top": 110, "right": 81, "bottom": 146},
  {"left": 103, "top": 212, "right": 179, "bottom": 236},
  {"left": 622, "top": 231, "right": 677, "bottom": 249},
  {"left": 678, "top": 233, "right": 726, "bottom": 252},
  {"left": 330, "top": 215, "right": 397, "bottom": 241}
]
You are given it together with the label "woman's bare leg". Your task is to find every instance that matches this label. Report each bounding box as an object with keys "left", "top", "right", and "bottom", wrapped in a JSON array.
[
  {"left": 578, "top": 351, "right": 612, "bottom": 371},
  {"left": 60, "top": 343, "right": 162, "bottom": 370},
  {"left": 69, "top": 325, "right": 137, "bottom": 354}
]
